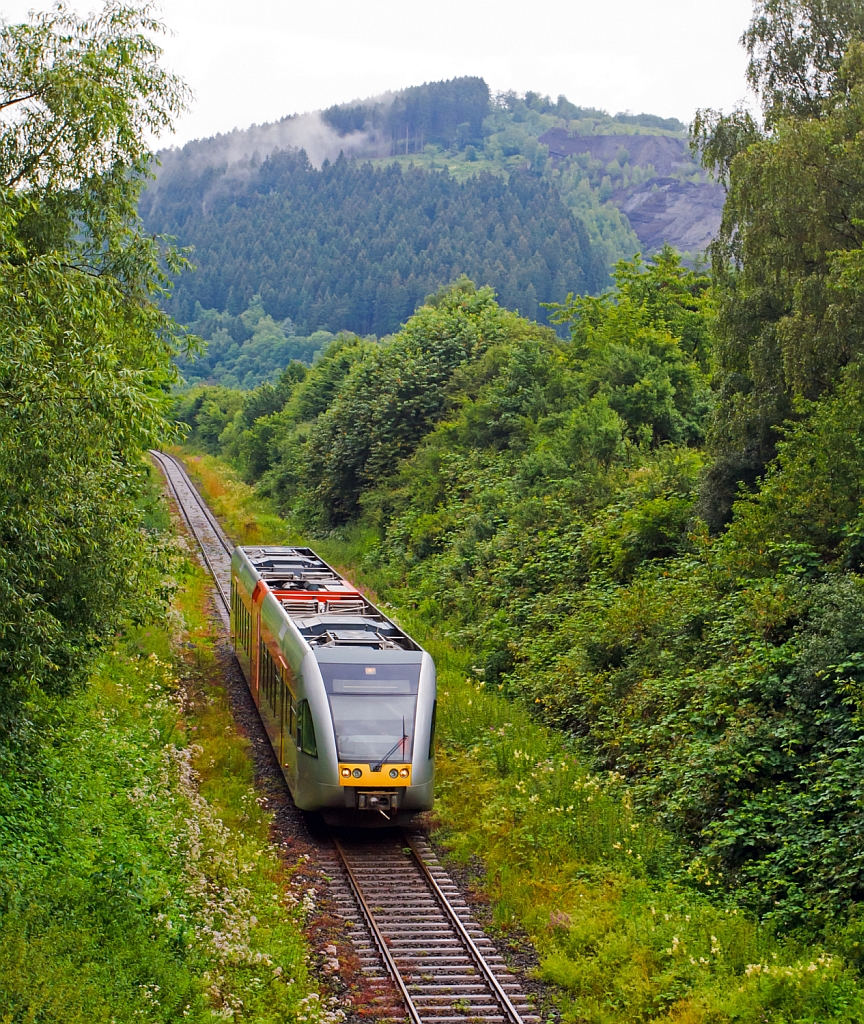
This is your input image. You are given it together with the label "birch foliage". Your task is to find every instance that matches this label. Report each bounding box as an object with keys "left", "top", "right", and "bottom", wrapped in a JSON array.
[{"left": 0, "top": 3, "right": 189, "bottom": 712}]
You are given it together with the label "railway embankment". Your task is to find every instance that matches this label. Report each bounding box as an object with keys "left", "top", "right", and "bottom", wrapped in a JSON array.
[
  {"left": 0, "top": 473, "right": 338, "bottom": 1024},
  {"left": 177, "top": 450, "right": 864, "bottom": 1024}
]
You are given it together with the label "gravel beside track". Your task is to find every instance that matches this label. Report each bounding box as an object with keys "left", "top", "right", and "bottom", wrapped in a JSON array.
[{"left": 151, "top": 450, "right": 540, "bottom": 1024}]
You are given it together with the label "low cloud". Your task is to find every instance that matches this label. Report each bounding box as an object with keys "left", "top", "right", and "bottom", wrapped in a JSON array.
[
  {"left": 153, "top": 110, "right": 386, "bottom": 177},
  {"left": 143, "top": 109, "right": 391, "bottom": 218}
]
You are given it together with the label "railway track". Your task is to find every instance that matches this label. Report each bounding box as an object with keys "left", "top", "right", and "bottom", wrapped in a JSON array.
[
  {"left": 151, "top": 450, "right": 539, "bottom": 1024},
  {"left": 320, "top": 833, "right": 537, "bottom": 1024},
  {"left": 149, "top": 449, "right": 233, "bottom": 622}
]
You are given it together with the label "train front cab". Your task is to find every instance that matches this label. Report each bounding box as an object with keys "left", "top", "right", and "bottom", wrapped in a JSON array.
[
  {"left": 298, "top": 646, "right": 435, "bottom": 823},
  {"left": 230, "top": 547, "right": 435, "bottom": 825}
]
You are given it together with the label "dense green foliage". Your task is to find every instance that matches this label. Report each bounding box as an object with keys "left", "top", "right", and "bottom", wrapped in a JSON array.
[
  {"left": 185, "top": 227, "right": 864, "bottom": 939},
  {"left": 0, "top": 1, "right": 187, "bottom": 716},
  {"left": 177, "top": 294, "right": 336, "bottom": 387},
  {"left": 143, "top": 150, "right": 607, "bottom": 337},
  {"left": 697, "top": 3, "right": 864, "bottom": 525}
]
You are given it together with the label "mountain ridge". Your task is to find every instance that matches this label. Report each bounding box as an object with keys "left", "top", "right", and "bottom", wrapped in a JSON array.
[{"left": 144, "top": 78, "right": 725, "bottom": 387}]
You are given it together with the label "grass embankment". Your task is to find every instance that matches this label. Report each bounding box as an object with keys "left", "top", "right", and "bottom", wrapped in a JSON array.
[
  {"left": 0, "top": 510, "right": 335, "bottom": 1024},
  {"left": 179, "top": 451, "right": 864, "bottom": 1024}
]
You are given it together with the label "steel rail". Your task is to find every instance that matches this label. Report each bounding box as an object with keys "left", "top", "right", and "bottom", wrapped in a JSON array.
[
  {"left": 149, "top": 450, "right": 231, "bottom": 613},
  {"left": 156, "top": 450, "right": 234, "bottom": 556},
  {"left": 404, "top": 833, "right": 524, "bottom": 1024},
  {"left": 331, "top": 833, "right": 424, "bottom": 1024}
]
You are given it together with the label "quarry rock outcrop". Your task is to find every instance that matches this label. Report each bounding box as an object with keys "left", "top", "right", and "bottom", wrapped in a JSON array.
[{"left": 540, "top": 129, "right": 725, "bottom": 254}]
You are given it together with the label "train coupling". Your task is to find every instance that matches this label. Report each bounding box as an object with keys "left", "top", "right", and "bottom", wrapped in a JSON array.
[{"left": 356, "top": 790, "right": 399, "bottom": 812}]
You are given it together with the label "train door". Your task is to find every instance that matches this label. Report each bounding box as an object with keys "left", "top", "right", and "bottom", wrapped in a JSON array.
[
  {"left": 258, "top": 625, "right": 283, "bottom": 765},
  {"left": 249, "top": 579, "right": 267, "bottom": 707},
  {"left": 230, "top": 577, "right": 254, "bottom": 684},
  {"left": 280, "top": 660, "right": 298, "bottom": 792}
]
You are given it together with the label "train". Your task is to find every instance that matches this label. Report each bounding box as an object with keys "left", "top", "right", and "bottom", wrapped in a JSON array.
[{"left": 229, "top": 545, "right": 436, "bottom": 824}]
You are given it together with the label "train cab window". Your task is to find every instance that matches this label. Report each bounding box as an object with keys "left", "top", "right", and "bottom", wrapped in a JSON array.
[
  {"left": 318, "top": 662, "right": 421, "bottom": 764},
  {"left": 297, "top": 700, "right": 317, "bottom": 757}
]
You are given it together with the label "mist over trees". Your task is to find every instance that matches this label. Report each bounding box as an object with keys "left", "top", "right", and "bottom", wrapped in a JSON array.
[{"left": 322, "top": 76, "right": 491, "bottom": 154}]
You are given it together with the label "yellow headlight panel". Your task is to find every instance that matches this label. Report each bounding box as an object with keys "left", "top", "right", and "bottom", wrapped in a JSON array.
[{"left": 338, "top": 763, "right": 412, "bottom": 786}]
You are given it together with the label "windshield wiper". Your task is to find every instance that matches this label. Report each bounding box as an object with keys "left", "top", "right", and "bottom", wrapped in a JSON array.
[{"left": 371, "top": 718, "right": 408, "bottom": 772}]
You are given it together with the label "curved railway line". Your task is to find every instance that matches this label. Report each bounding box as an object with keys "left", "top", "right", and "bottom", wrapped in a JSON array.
[
  {"left": 151, "top": 450, "right": 538, "bottom": 1024},
  {"left": 149, "top": 449, "right": 233, "bottom": 620}
]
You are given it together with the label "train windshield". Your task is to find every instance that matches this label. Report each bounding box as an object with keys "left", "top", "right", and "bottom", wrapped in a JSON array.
[{"left": 319, "top": 662, "right": 420, "bottom": 763}]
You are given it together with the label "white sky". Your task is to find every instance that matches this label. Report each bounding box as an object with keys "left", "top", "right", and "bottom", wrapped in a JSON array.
[{"left": 4, "top": 0, "right": 757, "bottom": 146}]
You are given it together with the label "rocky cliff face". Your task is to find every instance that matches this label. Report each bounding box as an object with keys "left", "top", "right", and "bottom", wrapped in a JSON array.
[
  {"left": 612, "top": 177, "right": 725, "bottom": 253},
  {"left": 540, "top": 129, "right": 725, "bottom": 254}
]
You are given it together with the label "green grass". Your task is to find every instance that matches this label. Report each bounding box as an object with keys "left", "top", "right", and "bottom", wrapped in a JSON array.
[
  {"left": 0, "top": 541, "right": 336, "bottom": 1024},
  {"left": 178, "top": 452, "right": 864, "bottom": 1024}
]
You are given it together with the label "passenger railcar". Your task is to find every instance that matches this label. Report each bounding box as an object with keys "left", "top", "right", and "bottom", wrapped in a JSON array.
[{"left": 230, "top": 545, "right": 435, "bottom": 823}]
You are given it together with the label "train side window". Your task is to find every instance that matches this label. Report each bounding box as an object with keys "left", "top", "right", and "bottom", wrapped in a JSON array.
[
  {"left": 259, "top": 638, "right": 281, "bottom": 713},
  {"left": 232, "top": 587, "right": 252, "bottom": 657},
  {"left": 283, "top": 678, "right": 296, "bottom": 738},
  {"left": 428, "top": 700, "right": 437, "bottom": 759},
  {"left": 297, "top": 699, "right": 317, "bottom": 757}
]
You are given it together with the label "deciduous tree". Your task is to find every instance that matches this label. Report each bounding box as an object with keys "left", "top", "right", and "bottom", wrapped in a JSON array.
[{"left": 0, "top": 2, "right": 188, "bottom": 716}]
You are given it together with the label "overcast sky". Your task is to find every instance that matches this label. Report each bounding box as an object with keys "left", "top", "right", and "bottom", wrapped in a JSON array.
[{"left": 5, "top": 0, "right": 757, "bottom": 146}]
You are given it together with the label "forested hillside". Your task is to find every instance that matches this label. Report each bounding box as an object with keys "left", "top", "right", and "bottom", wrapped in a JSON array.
[
  {"left": 143, "top": 151, "right": 605, "bottom": 338},
  {"left": 146, "top": 74, "right": 720, "bottom": 389},
  {"left": 179, "top": 0, "right": 864, "bottom": 958},
  {"left": 143, "top": 80, "right": 719, "bottom": 388}
]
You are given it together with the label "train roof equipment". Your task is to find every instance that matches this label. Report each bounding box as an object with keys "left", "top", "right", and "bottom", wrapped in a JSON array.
[{"left": 236, "top": 545, "right": 421, "bottom": 652}]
